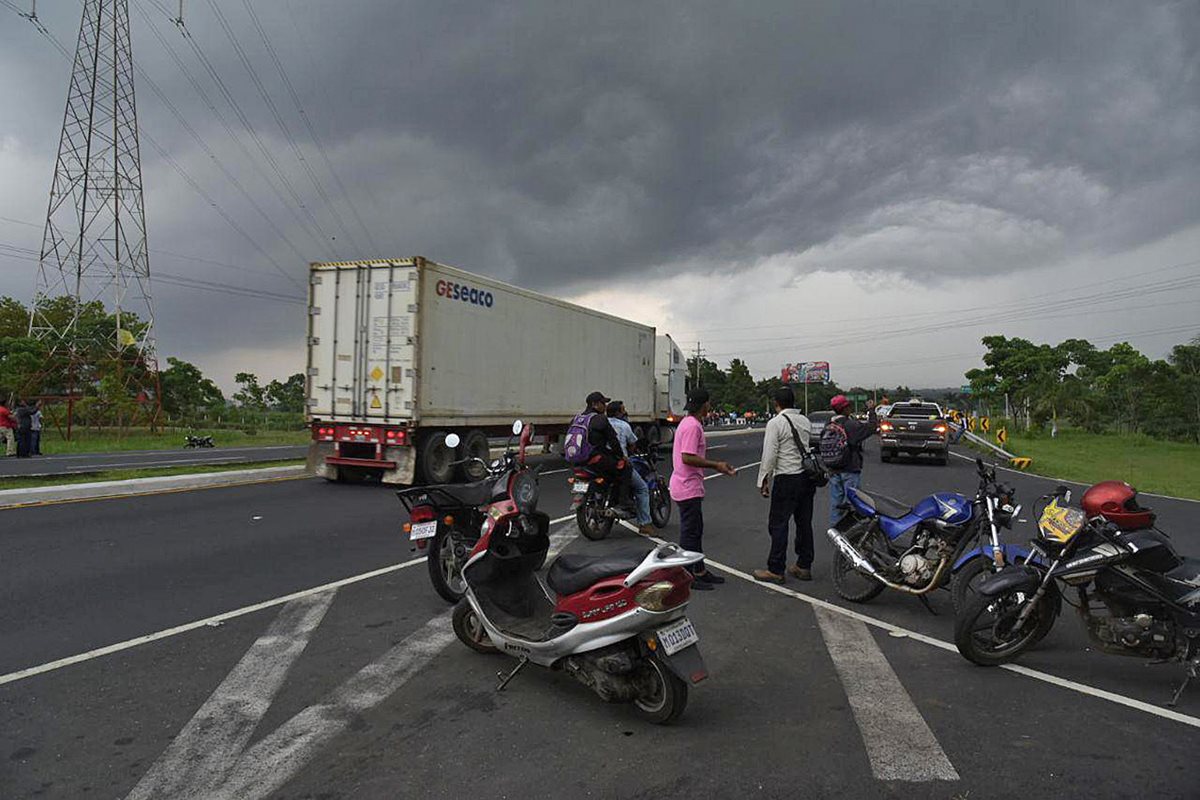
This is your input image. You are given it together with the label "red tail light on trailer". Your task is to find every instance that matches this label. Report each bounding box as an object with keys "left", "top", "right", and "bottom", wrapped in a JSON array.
[
  {"left": 384, "top": 428, "right": 408, "bottom": 445},
  {"left": 312, "top": 424, "right": 335, "bottom": 441}
]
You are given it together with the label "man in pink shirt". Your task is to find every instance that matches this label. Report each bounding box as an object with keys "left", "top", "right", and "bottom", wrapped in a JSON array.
[{"left": 670, "top": 388, "right": 735, "bottom": 589}]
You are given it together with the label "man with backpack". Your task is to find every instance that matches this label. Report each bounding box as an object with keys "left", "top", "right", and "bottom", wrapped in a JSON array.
[
  {"left": 753, "top": 387, "right": 817, "bottom": 584},
  {"left": 564, "top": 391, "right": 636, "bottom": 519},
  {"left": 822, "top": 394, "right": 878, "bottom": 527}
]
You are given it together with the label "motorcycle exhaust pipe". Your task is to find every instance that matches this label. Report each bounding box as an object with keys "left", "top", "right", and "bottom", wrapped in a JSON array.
[{"left": 824, "top": 528, "right": 950, "bottom": 596}]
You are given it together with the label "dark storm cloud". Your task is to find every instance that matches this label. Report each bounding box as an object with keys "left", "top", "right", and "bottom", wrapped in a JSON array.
[{"left": 2, "top": 0, "right": 1198, "bottom": 365}]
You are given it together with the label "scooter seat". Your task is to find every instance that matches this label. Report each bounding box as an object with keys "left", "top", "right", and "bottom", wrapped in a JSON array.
[{"left": 547, "top": 544, "right": 654, "bottom": 596}]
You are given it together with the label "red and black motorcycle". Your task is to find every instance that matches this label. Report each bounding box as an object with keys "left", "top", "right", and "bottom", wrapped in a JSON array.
[{"left": 398, "top": 421, "right": 540, "bottom": 602}]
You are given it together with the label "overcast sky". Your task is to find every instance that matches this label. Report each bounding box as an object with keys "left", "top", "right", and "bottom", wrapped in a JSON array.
[{"left": 2, "top": 1, "right": 1198, "bottom": 392}]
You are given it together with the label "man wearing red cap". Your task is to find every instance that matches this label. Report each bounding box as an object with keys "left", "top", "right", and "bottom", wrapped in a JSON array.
[{"left": 825, "top": 394, "right": 877, "bottom": 527}]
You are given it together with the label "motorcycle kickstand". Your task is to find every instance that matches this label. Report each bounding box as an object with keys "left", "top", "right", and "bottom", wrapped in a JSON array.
[
  {"left": 917, "top": 595, "right": 938, "bottom": 615},
  {"left": 1167, "top": 669, "right": 1194, "bottom": 708},
  {"left": 496, "top": 656, "right": 529, "bottom": 692}
]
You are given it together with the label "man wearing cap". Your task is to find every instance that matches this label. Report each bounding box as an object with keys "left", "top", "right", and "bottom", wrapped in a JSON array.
[
  {"left": 670, "top": 387, "right": 736, "bottom": 590},
  {"left": 827, "top": 394, "right": 878, "bottom": 527},
  {"left": 582, "top": 391, "right": 637, "bottom": 518}
]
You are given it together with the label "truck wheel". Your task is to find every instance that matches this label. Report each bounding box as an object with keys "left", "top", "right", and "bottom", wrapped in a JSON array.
[
  {"left": 458, "top": 429, "right": 490, "bottom": 482},
  {"left": 646, "top": 425, "right": 662, "bottom": 448},
  {"left": 418, "top": 432, "right": 455, "bottom": 485}
]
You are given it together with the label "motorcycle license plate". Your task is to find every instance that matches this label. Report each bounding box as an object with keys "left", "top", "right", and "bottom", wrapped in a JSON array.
[
  {"left": 657, "top": 617, "right": 699, "bottom": 656},
  {"left": 572, "top": 481, "right": 590, "bottom": 494},
  {"left": 409, "top": 521, "right": 438, "bottom": 541}
]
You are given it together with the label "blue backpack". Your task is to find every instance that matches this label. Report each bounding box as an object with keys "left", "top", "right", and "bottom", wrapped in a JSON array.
[{"left": 563, "top": 412, "right": 597, "bottom": 464}]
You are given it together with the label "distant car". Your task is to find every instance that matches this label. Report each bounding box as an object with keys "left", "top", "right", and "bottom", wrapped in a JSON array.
[
  {"left": 878, "top": 400, "right": 950, "bottom": 465},
  {"left": 808, "top": 410, "right": 835, "bottom": 443}
]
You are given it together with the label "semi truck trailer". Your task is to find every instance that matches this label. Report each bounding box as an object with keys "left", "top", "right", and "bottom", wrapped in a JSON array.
[{"left": 305, "top": 257, "right": 685, "bottom": 485}]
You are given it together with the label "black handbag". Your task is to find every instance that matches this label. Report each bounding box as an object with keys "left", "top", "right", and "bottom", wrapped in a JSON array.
[{"left": 781, "top": 413, "right": 830, "bottom": 487}]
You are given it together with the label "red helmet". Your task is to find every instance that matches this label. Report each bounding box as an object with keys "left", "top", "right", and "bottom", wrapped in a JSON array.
[
  {"left": 1080, "top": 480, "right": 1155, "bottom": 530},
  {"left": 830, "top": 394, "right": 851, "bottom": 413}
]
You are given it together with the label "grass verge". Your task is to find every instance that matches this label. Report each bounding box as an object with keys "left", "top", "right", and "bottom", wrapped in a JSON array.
[
  {"left": 0, "top": 459, "right": 307, "bottom": 491},
  {"left": 33, "top": 428, "right": 311, "bottom": 455},
  {"left": 974, "top": 429, "right": 1200, "bottom": 500}
]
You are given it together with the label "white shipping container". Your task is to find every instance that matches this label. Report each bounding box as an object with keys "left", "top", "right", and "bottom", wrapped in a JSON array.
[{"left": 306, "top": 258, "right": 666, "bottom": 484}]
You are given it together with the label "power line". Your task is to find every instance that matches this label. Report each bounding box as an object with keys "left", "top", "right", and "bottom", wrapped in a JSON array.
[
  {"left": 239, "top": 0, "right": 381, "bottom": 256},
  {"left": 203, "top": 0, "right": 363, "bottom": 254}
]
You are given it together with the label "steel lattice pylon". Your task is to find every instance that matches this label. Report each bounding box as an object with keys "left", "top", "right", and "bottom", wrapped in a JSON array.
[{"left": 31, "top": 0, "right": 160, "bottom": 426}]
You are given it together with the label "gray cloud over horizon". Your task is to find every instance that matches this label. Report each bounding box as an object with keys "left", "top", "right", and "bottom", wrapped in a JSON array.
[{"left": 1, "top": 1, "right": 1197, "bottom": 387}]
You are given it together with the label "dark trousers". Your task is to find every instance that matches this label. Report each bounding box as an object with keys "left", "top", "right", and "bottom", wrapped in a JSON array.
[
  {"left": 678, "top": 497, "right": 705, "bottom": 573},
  {"left": 16, "top": 428, "right": 31, "bottom": 458},
  {"left": 767, "top": 473, "right": 816, "bottom": 573},
  {"left": 30, "top": 430, "right": 40, "bottom": 455}
]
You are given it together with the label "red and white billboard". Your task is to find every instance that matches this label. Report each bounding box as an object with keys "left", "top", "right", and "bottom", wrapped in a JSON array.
[{"left": 781, "top": 361, "right": 830, "bottom": 384}]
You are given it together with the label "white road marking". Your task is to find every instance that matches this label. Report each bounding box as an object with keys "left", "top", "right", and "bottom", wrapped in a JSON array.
[
  {"left": 704, "top": 557, "right": 1200, "bottom": 731},
  {"left": 139, "top": 524, "right": 580, "bottom": 800},
  {"left": 815, "top": 607, "right": 959, "bottom": 781},
  {"left": 0, "top": 513, "right": 577, "bottom": 688},
  {"left": 125, "top": 591, "right": 336, "bottom": 800}
]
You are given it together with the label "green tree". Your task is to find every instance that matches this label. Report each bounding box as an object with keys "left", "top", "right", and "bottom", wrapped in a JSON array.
[
  {"left": 233, "top": 372, "right": 267, "bottom": 409},
  {"left": 1168, "top": 336, "right": 1200, "bottom": 443},
  {"left": 160, "top": 357, "right": 225, "bottom": 419},
  {"left": 266, "top": 373, "right": 306, "bottom": 413}
]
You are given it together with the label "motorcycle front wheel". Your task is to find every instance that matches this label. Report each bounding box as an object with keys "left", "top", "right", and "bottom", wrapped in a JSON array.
[
  {"left": 949, "top": 556, "right": 993, "bottom": 612},
  {"left": 954, "top": 584, "right": 1058, "bottom": 666},
  {"left": 831, "top": 521, "right": 886, "bottom": 603},
  {"left": 428, "top": 526, "right": 471, "bottom": 603},
  {"left": 577, "top": 500, "right": 614, "bottom": 540},
  {"left": 650, "top": 482, "right": 672, "bottom": 528},
  {"left": 633, "top": 655, "right": 688, "bottom": 724},
  {"left": 452, "top": 599, "right": 499, "bottom": 654}
]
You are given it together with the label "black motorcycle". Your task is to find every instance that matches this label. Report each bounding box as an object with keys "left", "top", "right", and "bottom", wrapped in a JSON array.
[
  {"left": 955, "top": 489, "right": 1200, "bottom": 705},
  {"left": 397, "top": 422, "right": 541, "bottom": 603},
  {"left": 569, "top": 446, "right": 665, "bottom": 540}
]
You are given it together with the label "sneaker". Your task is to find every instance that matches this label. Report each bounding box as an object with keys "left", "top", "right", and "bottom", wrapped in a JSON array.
[
  {"left": 637, "top": 524, "right": 655, "bottom": 536},
  {"left": 695, "top": 570, "right": 725, "bottom": 585},
  {"left": 689, "top": 578, "right": 715, "bottom": 591},
  {"left": 788, "top": 566, "right": 813, "bottom": 581},
  {"left": 753, "top": 569, "right": 785, "bottom": 584}
]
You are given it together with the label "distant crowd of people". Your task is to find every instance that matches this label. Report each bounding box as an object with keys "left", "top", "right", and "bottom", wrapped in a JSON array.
[{"left": 0, "top": 399, "right": 44, "bottom": 458}]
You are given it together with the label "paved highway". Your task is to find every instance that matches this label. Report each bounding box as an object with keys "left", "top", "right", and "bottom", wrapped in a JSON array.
[
  {"left": 0, "top": 445, "right": 308, "bottom": 478},
  {"left": 2, "top": 431, "right": 1197, "bottom": 798}
]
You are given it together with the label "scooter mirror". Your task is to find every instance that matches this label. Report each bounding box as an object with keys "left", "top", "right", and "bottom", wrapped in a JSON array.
[
  {"left": 445, "top": 433, "right": 461, "bottom": 449},
  {"left": 512, "top": 419, "right": 524, "bottom": 436}
]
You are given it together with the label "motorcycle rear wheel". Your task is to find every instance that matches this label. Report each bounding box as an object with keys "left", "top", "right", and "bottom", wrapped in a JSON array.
[
  {"left": 452, "top": 599, "right": 499, "bottom": 654},
  {"left": 954, "top": 584, "right": 1058, "bottom": 666},
  {"left": 633, "top": 655, "right": 688, "bottom": 724},
  {"left": 831, "top": 521, "right": 886, "bottom": 603},
  {"left": 428, "top": 526, "right": 471, "bottom": 603},
  {"left": 577, "top": 503, "right": 614, "bottom": 540},
  {"left": 650, "top": 483, "right": 672, "bottom": 529}
]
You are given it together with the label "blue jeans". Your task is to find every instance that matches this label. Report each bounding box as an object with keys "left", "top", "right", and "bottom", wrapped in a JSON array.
[
  {"left": 630, "top": 467, "right": 651, "bottom": 526},
  {"left": 829, "top": 471, "right": 861, "bottom": 527}
]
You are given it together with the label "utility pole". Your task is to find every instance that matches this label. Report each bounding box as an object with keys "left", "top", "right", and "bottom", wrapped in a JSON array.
[
  {"left": 29, "top": 0, "right": 160, "bottom": 436},
  {"left": 692, "top": 341, "right": 705, "bottom": 387}
]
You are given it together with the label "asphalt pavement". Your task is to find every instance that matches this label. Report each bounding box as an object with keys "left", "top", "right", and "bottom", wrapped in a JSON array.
[
  {"left": 2, "top": 430, "right": 1198, "bottom": 799},
  {"left": 0, "top": 445, "right": 308, "bottom": 478}
]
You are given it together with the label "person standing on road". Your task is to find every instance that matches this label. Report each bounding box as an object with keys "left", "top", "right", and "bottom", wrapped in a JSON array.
[
  {"left": 670, "top": 387, "right": 736, "bottom": 590},
  {"left": 753, "top": 387, "right": 816, "bottom": 584},
  {"left": 0, "top": 398, "right": 16, "bottom": 457},
  {"left": 826, "top": 394, "right": 878, "bottom": 527},
  {"left": 14, "top": 400, "right": 33, "bottom": 458},
  {"left": 30, "top": 400, "right": 42, "bottom": 456},
  {"left": 607, "top": 400, "right": 654, "bottom": 536}
]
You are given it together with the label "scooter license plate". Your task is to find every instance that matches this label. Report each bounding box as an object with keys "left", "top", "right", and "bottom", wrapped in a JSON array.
[
  {"left": 572, "top": 481, "right": 590, "bottom": 494},
  {"left": 657, "top": 617, "right": 699, "bottom": 656},
  {"left": 409, "top": 521, "right": 438, "bottom": 541}
]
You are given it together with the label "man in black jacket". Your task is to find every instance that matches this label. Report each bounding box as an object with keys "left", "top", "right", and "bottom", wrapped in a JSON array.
[
  {"left": 827, "top": 394, "right": 877, "bottom": 527},
  {"left": 581, "top": 390, "right": 635, "bottom": 519}
]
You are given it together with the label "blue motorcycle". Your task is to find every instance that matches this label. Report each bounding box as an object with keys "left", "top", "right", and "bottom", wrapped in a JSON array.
[
  {"left": 629, "top": 447, "right": 672, "bottom": 529},
  {"left": 825, "top": 458, "right": 1038, "bottom": 608}
]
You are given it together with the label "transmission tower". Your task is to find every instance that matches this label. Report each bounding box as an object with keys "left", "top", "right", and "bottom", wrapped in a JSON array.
[{"left": 30, "top": 0, "right": 160, "bottom": 428}]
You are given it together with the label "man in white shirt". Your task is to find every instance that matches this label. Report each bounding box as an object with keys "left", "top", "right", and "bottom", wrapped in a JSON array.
[
  {"left": 607, "top": 401, "right": 654, "bottom": 536},
  {"left": 754, "top": 387, "right": 816, "bottom": 583}
]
